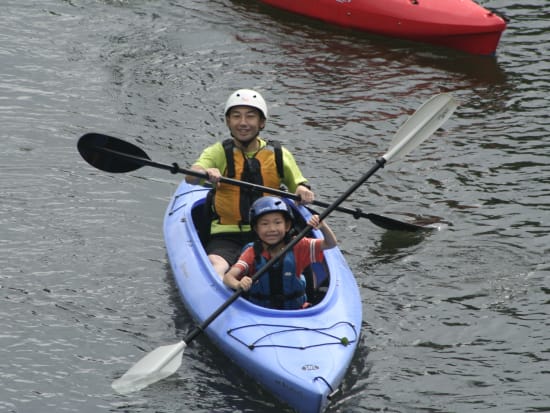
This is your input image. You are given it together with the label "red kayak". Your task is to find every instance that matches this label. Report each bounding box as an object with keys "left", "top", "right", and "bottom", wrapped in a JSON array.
[{"left": 259, "top": 0, "right": 506, "bottom": 55}]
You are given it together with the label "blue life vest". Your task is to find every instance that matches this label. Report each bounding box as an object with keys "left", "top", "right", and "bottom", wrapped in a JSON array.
[{"left": 245, "top": 241, "right": 307, "bottom": 310}]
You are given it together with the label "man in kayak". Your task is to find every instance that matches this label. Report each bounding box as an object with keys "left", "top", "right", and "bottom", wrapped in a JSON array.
[
  {"left": 186, "top": 89, "right": 314, "bottom": 277},
  {"left": 223, "top": 196, "right": 337, "bottom": 309}
]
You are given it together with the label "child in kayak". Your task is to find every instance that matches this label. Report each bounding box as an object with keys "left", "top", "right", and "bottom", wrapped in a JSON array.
[{"left": 223, "top": 196, "right": 337, "bottom": 309}]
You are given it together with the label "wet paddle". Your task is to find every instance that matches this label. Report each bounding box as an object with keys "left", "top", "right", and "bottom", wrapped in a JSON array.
[
  {"left": 78, "top": 131, "right": 423, "bottom": 231},
  {"left": 78, "top": 134, "right": 424, "bottom": 232},
  {"left": 100, "top": 93, "right": 457, "bottom": 394}
]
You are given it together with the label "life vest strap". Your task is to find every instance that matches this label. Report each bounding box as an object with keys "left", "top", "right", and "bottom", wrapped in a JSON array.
[{"left": 222, "top": 138, "right": 284, "bottom": 179}]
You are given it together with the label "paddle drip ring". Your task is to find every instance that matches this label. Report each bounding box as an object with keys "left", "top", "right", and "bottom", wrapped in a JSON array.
[{"left": 171, "top": 162, "right": 179, "bottom": 174}]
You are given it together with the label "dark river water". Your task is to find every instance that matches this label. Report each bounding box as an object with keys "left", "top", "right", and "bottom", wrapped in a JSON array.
[{"left": 1, "top": 1, "right": 548, "bottom": 412}]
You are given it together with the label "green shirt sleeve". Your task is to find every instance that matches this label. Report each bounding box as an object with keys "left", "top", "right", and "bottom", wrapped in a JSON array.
[
  {"left": 281, "top": 147, "right": 308, "bottom": 193},
  {"left": 193, "top": 142, "right": 227, "bottom": 172}
]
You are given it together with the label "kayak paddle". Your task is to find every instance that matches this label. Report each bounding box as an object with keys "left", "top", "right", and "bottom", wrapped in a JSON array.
[{"left": 78, "top": 134, "right": 428, "bottom": 232}]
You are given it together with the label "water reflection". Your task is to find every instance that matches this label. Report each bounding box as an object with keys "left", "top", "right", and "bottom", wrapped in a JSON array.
[{"left": 368, "top": 228, "right": 429, "bottom": 265}]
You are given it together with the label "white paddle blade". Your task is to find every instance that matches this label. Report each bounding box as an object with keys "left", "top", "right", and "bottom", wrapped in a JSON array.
[
  {"left": 383, "top": 93, "right": 458, "bottom": 163},
  {"left": 111, "top": 341, "right": 187, "bottom": 394}
]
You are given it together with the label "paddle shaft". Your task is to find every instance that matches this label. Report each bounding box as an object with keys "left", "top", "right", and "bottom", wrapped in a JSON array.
[
  {"left": 183, "top": 157, "right": 385, "bottom": 343},
  {"left": 92, "top": 145, "right": 422, "bottom": 231}
]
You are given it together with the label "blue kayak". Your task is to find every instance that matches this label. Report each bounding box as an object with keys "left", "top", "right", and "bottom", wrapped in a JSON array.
[{"left": 163, "top": 180, "right": 362, "bottom": 413}]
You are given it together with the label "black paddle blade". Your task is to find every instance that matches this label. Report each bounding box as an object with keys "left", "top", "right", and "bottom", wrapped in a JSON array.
[
  {"left": 77, "top": 133, "right": 151, "bottom": 173},
  {"left": 365, "top": 213, "right": 428, "bottom": 232}
]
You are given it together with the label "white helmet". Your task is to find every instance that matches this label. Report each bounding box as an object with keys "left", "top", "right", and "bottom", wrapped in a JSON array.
[{"left": 224, "top": 89, "right": 268, "bottom": 119}]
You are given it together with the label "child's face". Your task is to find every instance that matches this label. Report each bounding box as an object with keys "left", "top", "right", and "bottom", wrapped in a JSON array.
[{"left": 255, "top": 212, "right": 291, "bottom": 245}]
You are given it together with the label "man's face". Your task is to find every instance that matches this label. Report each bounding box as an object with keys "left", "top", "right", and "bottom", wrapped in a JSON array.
[{"left": 226, "top": 106, "right": 265, "bottom": 145}]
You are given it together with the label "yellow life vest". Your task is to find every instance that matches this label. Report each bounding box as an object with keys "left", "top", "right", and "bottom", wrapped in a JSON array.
[{"left": 213, "top": 139, "right": 283, "bottom": 227}]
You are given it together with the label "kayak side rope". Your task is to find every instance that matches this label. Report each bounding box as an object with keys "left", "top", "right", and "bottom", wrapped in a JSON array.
[
  {"left": 314, "top": 376, "right": 336, "bottom": 399},
  {"left": 227, "top": 321, "right": 358, "bottom": 350}
]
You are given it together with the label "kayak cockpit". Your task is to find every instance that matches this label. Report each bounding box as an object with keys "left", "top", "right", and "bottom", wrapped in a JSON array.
[{"left": 189, "top": 194, "right": 332, "bottom": 307}]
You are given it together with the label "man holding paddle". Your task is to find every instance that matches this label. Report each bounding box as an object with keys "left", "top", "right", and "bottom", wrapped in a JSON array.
[{"left": 186, "top": 89, "right": 315, "bottom": 278}]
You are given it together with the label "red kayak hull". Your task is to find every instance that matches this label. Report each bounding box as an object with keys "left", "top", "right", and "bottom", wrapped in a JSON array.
[{"left": 259, "top": 0, "right": 506, "bottom": 55}]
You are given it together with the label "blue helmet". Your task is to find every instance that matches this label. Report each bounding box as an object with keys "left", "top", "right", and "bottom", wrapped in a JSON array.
[{"left": 249, "top": 196, "right": 294, "bottom": 227}]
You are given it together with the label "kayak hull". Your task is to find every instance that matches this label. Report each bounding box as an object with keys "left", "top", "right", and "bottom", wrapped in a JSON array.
[
  {"left": 163, "top": 181, "right": 362, "bottom": 413},
  {"left": 259, "top": 0, "right": 506, "bottom": 55}
]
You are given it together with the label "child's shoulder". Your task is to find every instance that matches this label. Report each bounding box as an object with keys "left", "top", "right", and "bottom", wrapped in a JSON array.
[{"left": 294, "top": 237, "right": 318, "bottom": 248}]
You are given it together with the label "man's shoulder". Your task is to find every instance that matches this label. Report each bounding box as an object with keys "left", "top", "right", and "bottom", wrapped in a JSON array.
[
  {"left": 195, "top": 142, "right": 226, "bottom": 168},
  {"left": 204, "top": 141, "right": 224, "bottom": 150},
  {"left": 199, "top": 141, "right": 225, "bottom": 157}
]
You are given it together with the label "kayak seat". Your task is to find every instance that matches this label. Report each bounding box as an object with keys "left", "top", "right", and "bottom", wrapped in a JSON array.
[
  {"left": 191, "top": 197, "right": 212, "bottom": 248},
  {"left": 304, "top": 260, "right": 330, "bottom": 306}
]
